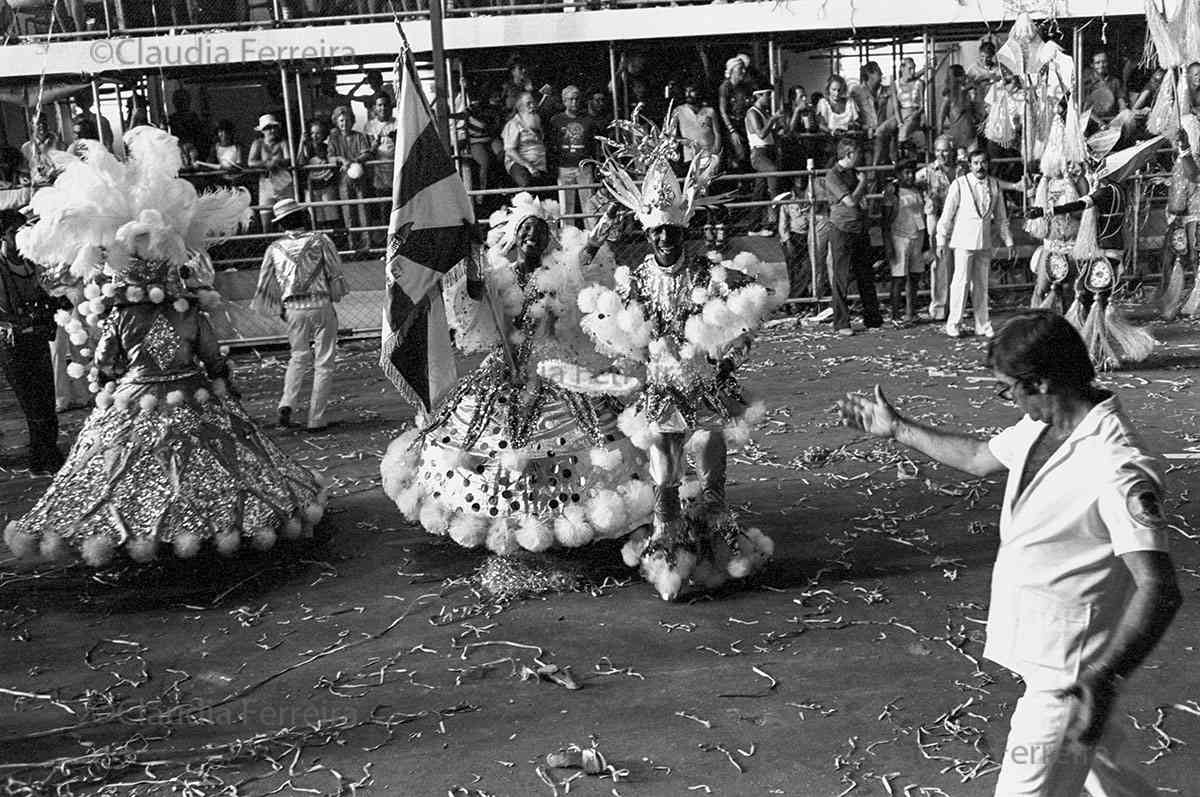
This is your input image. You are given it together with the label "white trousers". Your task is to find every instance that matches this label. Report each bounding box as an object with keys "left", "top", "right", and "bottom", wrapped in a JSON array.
[
  {"left": 927, "top": 234, "right": 952, "bottom": 320},
  {"left": 282, "top": 304, "right": 338, "bottom": 428},
  {"left": 946, "top": 248, "right": 993, "bottom": 335},
  {"left": 995, "top": 685, "right": 1156, "bottom": 797}
]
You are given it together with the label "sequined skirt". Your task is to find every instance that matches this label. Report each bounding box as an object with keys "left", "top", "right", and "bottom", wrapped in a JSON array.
[
  {"left": 4, "top": 375, "right": 326, "bottom": 566},
  {"left": 382, "top": 367, "right": 654, "bottom": 554}
]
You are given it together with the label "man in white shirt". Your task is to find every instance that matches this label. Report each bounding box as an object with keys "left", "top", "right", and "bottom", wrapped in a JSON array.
[
  {"left": 936, "top": 148, "right": 1013, "bottom": 338},
  {"left": 837, "top": 309, "right": 1181, "bottom": 797}
]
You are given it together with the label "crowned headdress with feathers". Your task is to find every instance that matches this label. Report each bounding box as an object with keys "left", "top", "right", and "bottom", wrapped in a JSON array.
[
  {"left": 17, "top": 126, "right": 251, "bottom": 289},
  {"left": 593, "top": 105, "right": 721, "bottom": 230}
]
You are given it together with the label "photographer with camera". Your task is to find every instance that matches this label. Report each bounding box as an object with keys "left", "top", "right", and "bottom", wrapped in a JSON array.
[{"left": 0, "top": 209, "right": 64, "bottom": 473}]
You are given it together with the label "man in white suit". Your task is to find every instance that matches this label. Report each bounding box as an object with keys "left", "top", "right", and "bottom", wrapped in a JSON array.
[{"left": 936, "top": 148, "right": 1013, "bottom": 338}]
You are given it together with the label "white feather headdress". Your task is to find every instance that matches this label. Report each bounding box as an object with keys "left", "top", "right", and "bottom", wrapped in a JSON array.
[{"left": 17, "top": 125, "right": 251, "bottom": 283}]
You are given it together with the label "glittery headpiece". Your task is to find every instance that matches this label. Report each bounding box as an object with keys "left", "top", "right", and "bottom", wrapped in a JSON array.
[{"left": 486, "top": 191, "right": 562, "bottom": 252}]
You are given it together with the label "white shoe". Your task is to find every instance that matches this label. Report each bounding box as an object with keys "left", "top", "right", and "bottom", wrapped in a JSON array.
[
  {"left": 944, "top": 325, "right": 961, "bottom": 338},
  {"left": 977, "top": 324, "right": 995, "bottom": 339}
]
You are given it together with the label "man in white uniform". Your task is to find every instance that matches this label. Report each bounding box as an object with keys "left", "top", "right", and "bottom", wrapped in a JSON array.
[{"left": 837, "top": 309, "right": 1182, "bottom": 797}]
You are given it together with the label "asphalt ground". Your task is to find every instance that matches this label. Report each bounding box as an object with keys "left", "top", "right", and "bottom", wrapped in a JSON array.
[{"left": 1, "top": 304, "right": 1198, "bottom": 796}]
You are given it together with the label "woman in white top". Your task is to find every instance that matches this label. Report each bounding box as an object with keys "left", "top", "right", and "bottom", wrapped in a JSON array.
[
  {"left": 816, "top": 75, "right": 860, "bottom": 165},
  {"left": 502, "top": 92, "right": 547, "bottom": 188}
]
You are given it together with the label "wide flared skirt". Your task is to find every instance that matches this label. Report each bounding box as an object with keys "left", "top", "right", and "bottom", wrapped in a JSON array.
[
  {"left": 382, "top": 380, "right": 654, "bottom": 555},
  {"left": 4, "top": 376, "right": 326, "bottom": 566}
]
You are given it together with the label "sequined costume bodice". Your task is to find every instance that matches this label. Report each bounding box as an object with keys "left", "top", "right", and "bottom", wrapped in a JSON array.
[
  {"left": 1045, "top": 178, "right": 1081, "bottom": 242},
  {"left": 95, "top": 304, "right": 222, "bottom": 382},
  {"left": 624, "top": 254, "right": 708, "bottom": 339}
]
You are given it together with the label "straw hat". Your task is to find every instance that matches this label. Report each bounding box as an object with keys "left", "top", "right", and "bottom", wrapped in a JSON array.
[
  {"left": 256, "top": 114, "right": 281, "bottom": 132},
  {"left": 271, "top": 198, "right": 306, "bottom": 224}
]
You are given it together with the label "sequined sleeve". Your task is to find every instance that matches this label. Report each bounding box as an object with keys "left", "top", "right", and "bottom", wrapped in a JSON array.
[
  {"left": 195, "top": 310, "right": 228, "bottom": 380},
  {"left": 93, "top": 314, "right": 125, "bottom": 384},
  {"left": 1168, "top": 160, "right": 1194, "bottom": 216}
]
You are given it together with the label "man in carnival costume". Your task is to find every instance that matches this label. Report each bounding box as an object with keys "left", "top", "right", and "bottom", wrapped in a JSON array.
[
  {"left": 578, "top": 151, "right": 786, "bottom": 600},
  {"left": 1158, "top": 129, "right": 1200, "bottom": 320},
  {"left": 1027, "top": 135, "right": 1158, "bottom": 369}
]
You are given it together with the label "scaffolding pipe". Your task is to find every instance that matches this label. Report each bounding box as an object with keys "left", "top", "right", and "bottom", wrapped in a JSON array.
[{"left": 278, "top": 64, "right": 302, "bottom": 198}]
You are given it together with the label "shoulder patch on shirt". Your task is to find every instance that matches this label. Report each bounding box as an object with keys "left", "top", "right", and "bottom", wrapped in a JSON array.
[{"left": 1125, "top": 481, "right": 1164, "bottom": 527}]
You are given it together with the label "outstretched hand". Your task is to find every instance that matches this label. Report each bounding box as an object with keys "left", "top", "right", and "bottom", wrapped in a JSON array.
[
  {"left": 836, "top": 385, "right": 901, "bottom": 438},
  {"left": 1057, "top": 670, "right": 1118, "bottom": 747}
]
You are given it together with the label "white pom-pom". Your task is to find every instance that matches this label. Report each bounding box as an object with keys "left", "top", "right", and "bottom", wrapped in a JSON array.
[
  {"left": 148, "top": 287, "right": 165, "bottom": 304},
  {"left": 95, "top": 392, "right": 113, "bottom": 410},
  {"left": 709, "top": 265, "right": 727, "bottom": 284},
  {"left": 577, "top": 285, "right": 603, "bottom": 314},
  {"left": 166, "top": 390, "right": 186, "bottom": 406},
  {"left": 100, "top": 283, "right": 117, "bottom": 299},
  {"left": 81, "top": 535, "right": 117, "bottom": 566},
  {"left": 54, "top": 309, "right": 73, "bottom": 327},
  {"left": 617, "top": 406, "right": 660, "bottom": 450},
  {"left": 172, "top": 532, "right": 203, "bottom": 558},
  {"left": 68, "top": 329, "right": 88, "bottom": 347},
  {"left": 449, "top": 514, "right": 489, "bottom": 547},
  {"left": 623, "top": 480, "right": 655, "bottom": 524},
  {"left": 66, "top": 362, "right": 86, "bottom": 379},
  {"left": 114, "top": 393, "right": 132, "bottom": 412},
  {"left": 39, "top": 531, "right": 71, "bottom": 562},
  {"left": 588, "top": 447, "right": 623, "bottom": 470},
  {"left": 85, "top": 313, "right": 100, "bottom": 327},
  {"left": 87, "top": 381, "right": 100, "bottom": 394},
  {"left": 554, "top": 505, "right": 594, "bottom": 547},
  {"left": 194, "top": 388, "right": 210, "bottom": 404},
  {"left": 418, "top": 501, "right": 451, "bottom": 535},
  {"left": 498, "top": 448, "right": 530, "bottom": 473},
  {"left": 691, "top": 287, "right": 710, "bottom": 304},
  {"left": 216, "top": 530, "right": 241, "bottom": 555},
  {"left": 486, "top": 518, "right": 518, "bottom": 555},
  {"left": 251, "top": 527, "right": 277, "bottom": 551},
  {"left": 198, "top": 290, "right": 221, "bottom": 308},
  {"left": 125, "top": 286, "right": 144, "bottom": 303},
  {"left": 514, "top": 515, "right": 554, "bottom": 551},
  {"left": 139, "top": 393, "right": 158, "bottom": 412},
  {"left": 392, "top": 482, "right": 424, "bottom": 518},
  {"left": 79, "top": 347, "right": 92, "bottom": 358},
  {"left": 173, "top": 298, "right": 189, "bottom": 313},
  {"left": 724, "top": 418, "right": 753, "bottom": 449},
  {"left": 585, "top": 489, "right": 628, "bottom": 535},
  {"left": 5, "top": 522, "right": 39, "bottom": 559},
  {"left": 743, "top": 400, "right": 767, "bottom": 426},
  {"left": 127, "top": 535, "right": 159, "bottom": 563},
  {"left": 83, "top": 283, "right": 101, "bottom": 300}
]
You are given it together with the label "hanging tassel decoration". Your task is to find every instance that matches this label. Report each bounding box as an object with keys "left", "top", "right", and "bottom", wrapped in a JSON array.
[
  {"left": 1072, "top": 204, "right": 1103, "bottom": 262},
  {"left": 1151, "top": 0, "right": 1184, "bottom": 68},
  {"left": 1103, "top": 303, "right": 1157, "bottom": 365},
  {"left": 1182, "top": 270, "right": 1200, "bottom": 315},
  {"left": 1062, "top": 108, "right": 1089, "bottom": 166},
  {"left": 1039, "top": 286, "right": 1063, "bottom": 313},
  {"left": 1064, "top": 295, "right": 1088, "bottom": 330},
  {"left": 1159, "top": 249, "right": 1185, "bottom": 319},
  {"left": 1082, "top": 296, "right": 1120, "bottom": 370},
  {"left": 1147, "top": 71, "right": 1179, "bottom": 136}
]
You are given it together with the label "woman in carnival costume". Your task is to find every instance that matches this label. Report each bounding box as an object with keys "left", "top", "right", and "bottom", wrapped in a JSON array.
[
  {"left": 3, "top": 127, "right": 328, "bottom": 567},
  {"left": 577, "top": 152, "right": 789, "bottom": 601},
  {"left": 380, "top": 192, "right": 656, "bottom": 560},
  {"left": 1026, "top": 135, "right": 1158, "bottom": 370}
]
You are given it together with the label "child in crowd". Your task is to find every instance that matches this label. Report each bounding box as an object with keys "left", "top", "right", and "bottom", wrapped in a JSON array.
[
  {"left": 882, "top": 159, "right": 926, "bottom": 327},
  {"left": 776, "top": 174, "right": 830, "bottom": 305}
]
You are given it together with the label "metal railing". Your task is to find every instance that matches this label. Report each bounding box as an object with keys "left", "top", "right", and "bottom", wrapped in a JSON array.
[{"left": 191, "top": 157, "right": 1175, "bottom": 349}]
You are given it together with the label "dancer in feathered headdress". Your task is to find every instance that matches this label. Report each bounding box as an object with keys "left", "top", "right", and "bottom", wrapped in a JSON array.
[
  {"left": 1027, "top": 135, "right": 1159, "bottom": 370},
  {"left": 4, "top": 127, "right": 330, "bottom": 567},
  {"left": 379, "top": 191, "right": 654, "bottom": 568},
  {"left": 1026, "top": 102, "right": 1091, "bottom": 313},
  {"left": 577, "top": 133, "right": 787, "bottom": 601}
]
